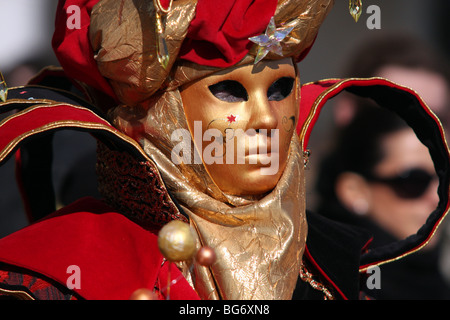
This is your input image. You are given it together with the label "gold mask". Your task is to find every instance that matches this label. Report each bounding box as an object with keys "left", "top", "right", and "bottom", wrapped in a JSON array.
[{"left": 180, "top": 58, "right": 299, "bottom": 196}]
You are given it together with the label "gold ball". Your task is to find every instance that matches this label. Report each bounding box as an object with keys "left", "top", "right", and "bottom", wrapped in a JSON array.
[
  {"left": 196, "top": 246, "right": 216, "bottom": 267},
  {"left": 158, "top": 220, "right": 196, "bottom": 262},
  {"left": 129, "top": 288, "right": 159, "bottom": 300}
]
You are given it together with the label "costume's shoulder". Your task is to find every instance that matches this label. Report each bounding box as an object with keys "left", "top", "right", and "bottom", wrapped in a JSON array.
[
  {"left": 294, "top": 210, "right": 372, "bottom": 300},
  {"left": 0, "top": 267, "right": 78, "bottom": 300},
  {"left": 0, "top": 67, "right": 154, "bottom": 223},
  {"left": 0, "top": 197, "right": 199, "bottom": 300}
]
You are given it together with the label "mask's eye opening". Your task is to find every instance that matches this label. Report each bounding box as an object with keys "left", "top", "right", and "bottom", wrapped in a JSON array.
[
  {"left": 267, "top": 77, "right": 295, "bottom": 101},
  {"left": 209, "top": 80, "right": 248, "bottom": 103}
]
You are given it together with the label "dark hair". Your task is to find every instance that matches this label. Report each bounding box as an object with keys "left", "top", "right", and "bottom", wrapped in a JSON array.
[
  {"left": 342, "top": 33, "right": 450, "bottom": 85},
  {"left": 340, "top": 32, "right": 450, "bottom": 130}
]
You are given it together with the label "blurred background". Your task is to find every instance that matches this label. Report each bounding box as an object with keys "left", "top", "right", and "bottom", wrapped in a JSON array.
[
  {"left": 1, "top": 0, "right": 450, "bottom": 298},
  {"left": 0, "top": 0, "right": 96, "bottom": 237},
  {"left": 300, "top": 0, "right": 449, "bottom": 209}
]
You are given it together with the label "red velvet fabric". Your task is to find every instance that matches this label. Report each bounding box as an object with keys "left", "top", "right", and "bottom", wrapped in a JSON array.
[
  {"left": 179, "top": 0, "right": 278, "bottom": 67},
  {"left": 0, "top": 198, "right": 200, "bottom": 300},
  {"left": 52, "top": 0, "right": 278, "bottom": 95},
  {"left": 0, "top": 102, "right": 199, "bottom": 300},
  {"left": 0, "top": 104, "right": 112, "bottom": 154},
  {"left": 52, "top": 0, "right": 117, "bottom": 99}
]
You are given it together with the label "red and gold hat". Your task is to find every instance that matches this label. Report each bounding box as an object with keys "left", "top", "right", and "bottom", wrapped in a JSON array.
[{"left": 53, "top": 0, "right": 334, "bottom": 108}]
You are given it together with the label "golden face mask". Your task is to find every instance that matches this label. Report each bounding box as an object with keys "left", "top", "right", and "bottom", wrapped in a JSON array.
[{"left": 180, "top": 58, "right": 299, "bottom": 196}]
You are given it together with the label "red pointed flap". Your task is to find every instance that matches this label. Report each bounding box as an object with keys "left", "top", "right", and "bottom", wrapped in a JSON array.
[
  {"left": 297, "top": 77, "right": 450, "bottom": 271},
  {"left": 0, "top": 197, "right": 200, "bottom": 300}
]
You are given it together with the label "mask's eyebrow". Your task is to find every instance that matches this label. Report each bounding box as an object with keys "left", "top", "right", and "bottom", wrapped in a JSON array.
[
  {"left": 209, "top": 80, "right": 248, "bottom": 103},
  {"left": 267, "top": 77, "right": 295, "bottom": 101}
]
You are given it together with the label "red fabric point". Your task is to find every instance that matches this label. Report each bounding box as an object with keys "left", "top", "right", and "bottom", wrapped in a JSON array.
[
  {"left": 52, "top": 0, "right": 117, "bottom": 100},
  {"left": 179, "top": 0, "right": 278, "bottom": 67}
]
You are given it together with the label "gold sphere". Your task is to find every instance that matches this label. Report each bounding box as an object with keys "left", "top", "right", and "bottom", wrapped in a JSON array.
[{"left": 158, "top": 220, "right": 196, "bottom": 262}]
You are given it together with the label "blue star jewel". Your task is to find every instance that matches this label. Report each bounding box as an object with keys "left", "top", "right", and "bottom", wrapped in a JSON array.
[{"left": 248, "top": 16, "right": 294, "bottom": 64}]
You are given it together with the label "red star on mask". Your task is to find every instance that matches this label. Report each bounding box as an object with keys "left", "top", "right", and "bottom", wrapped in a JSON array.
[{"left": 227, "top": 114, "right": 237, "bottom": 123}]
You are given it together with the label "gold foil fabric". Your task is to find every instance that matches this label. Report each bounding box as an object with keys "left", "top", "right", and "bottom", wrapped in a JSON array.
[
  {"left": 90, "top": 0, "right": 334, "bottom": 107},
  {"left": 90, "top": 0, "right": 198, "bottom": 106},
  {"left": 140, "top": 134, "right": 307, "bottom": 300}
]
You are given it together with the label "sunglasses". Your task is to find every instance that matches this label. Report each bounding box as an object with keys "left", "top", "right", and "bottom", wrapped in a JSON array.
[{"left": 365, "top": 168, "right": 438, "bottom": 199}]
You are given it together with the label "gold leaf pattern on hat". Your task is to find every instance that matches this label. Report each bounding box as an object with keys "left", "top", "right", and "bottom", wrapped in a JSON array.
[
  {"left": 90, "top": 0, "right": 334, "bottom": 107},
  {"left": 90, "top": 0, "right": 198, "bottom": 106}
]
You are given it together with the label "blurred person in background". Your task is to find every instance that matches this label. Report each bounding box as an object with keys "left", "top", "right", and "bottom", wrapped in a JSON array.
[
  {"left": 333, "top": 32, "right": 450, "bottom": 132},
  {"left": 306, "top": 32, "right": 450, "bottom": 298},
  {"left": 304, "top": 33, "right": 450, "bottom": 212},
  {"left": 314, "top": 103, "right": 450, "bottom": 299}
]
